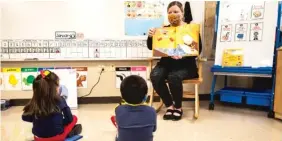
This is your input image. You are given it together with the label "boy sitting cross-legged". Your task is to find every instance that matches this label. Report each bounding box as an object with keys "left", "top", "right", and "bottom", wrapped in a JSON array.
[{"left": 114, "top": 75, "right": 157, "bottom": 141}]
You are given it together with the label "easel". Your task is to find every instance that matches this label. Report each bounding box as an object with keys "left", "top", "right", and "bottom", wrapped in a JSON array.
[{"left": 209, "top": 2, "right": 281, "bottom": 118}]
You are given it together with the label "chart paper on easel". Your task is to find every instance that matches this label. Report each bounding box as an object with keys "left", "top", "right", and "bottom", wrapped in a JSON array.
[{"left": 215, "top": 2, "right": 278, "bottom": 68}]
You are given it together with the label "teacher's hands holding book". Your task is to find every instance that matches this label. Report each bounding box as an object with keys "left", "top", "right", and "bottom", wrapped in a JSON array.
[
  {"left": 149, "top": 28, "right": 182, "bottom": 60},
  {"left": 148, "top": 28, "right": 156, "bottom": 37},
  {"left": 171, "top": 56, "right": 182, "bottom": 60}
]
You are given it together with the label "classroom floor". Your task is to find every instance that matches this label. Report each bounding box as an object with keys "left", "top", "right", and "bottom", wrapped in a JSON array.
[{"left": 1, "top": 101, "right": 282, "bottom": 141}]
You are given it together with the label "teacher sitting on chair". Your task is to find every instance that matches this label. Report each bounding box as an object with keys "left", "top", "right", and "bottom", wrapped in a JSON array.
[{"left": 147, "top": 1, "right": 202, "bottom": 121}]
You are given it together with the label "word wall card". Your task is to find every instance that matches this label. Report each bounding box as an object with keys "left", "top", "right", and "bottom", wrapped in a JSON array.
[
  {"left": 1, "top": 40, "right": 10, "bottom": 59},
  {"left": 1, "top": 39, "right": 152, "bottom": 60}
]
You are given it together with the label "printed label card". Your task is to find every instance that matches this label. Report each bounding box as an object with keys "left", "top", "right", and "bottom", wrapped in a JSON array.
[
  {"left": 38, "top": 67, "right": 55, "bottom": 72},
  {"left": 130, "top": 66, "right": 147, "bottom": 79},
  {"left": 3, "top": 68, "right": 22, "bottom": 90},
  {"left": 21, "top": 68, "right": 38, "bottom": 90},
  {"left": 72, "top": 67, "right": 88, "bottom": 88},
  {"left": 250, "top": 22, "right": 263, "bottom": 41},
  {"left": 220, "top": 24, "right": 232, "bottom": 42},
  {"left": 235, "top": 23, "right": 248, "bottom": 41}
]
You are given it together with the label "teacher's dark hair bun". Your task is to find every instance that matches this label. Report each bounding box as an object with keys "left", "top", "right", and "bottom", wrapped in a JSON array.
[{"left": 184, "top": 2, "right": 193, "bottom": 24}]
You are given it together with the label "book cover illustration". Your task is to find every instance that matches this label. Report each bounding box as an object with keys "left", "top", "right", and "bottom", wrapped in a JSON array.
[
  {"left": 222, "top": 48, "right": 244, "bottom": 67},
  {"left": 153, "top": 24, "right": 200, "bottom": 57}
]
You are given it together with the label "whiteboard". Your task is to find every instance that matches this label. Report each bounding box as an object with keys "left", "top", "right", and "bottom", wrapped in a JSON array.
[
  {"left": 215, "top": 1, "right": 278, "bottom": 68},
  {"left": 53, "top": 69, "right": 78, "bottom": 109},
  {"left": 0, "top": 0, "right": 205, "bottom": 39}
]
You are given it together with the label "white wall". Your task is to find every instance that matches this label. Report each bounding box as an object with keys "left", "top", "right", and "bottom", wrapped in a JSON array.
[
  {"left": 1, "top": 0, "right": 205, "bottom": 39},
  {"left": 0, "top": 1, "right": 3, "bottom": 39}
]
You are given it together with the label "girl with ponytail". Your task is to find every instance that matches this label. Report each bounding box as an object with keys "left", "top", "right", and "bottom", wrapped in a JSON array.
[{"left": 22, "top": 70, "right": 82, "bottom": 141}]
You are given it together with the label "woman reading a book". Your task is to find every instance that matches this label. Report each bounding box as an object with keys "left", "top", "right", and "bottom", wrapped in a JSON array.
[{"left": 147, "top": 1, "right": 202, "bottom": 121}]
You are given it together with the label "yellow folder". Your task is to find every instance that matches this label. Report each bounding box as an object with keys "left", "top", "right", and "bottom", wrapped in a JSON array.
[{"left": 222, "top": 48, "right": 244, "bottom": 67}]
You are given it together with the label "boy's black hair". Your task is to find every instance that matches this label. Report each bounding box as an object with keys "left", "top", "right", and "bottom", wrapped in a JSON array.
[{"left": 120, "top": 75, "right": 148, "bottom": 104}]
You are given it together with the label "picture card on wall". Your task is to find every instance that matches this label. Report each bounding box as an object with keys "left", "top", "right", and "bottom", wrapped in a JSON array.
[
  {"left": 21, "top": 68, "right": 38, "bottom": 91},
  {"left": 116, "top": 67, "right": 131, "bottom": 88},
  {"left": 250, "top": 22, "right": 263, "bottom": 41},
  {"left": 235, "top": 23, "right": 248, "bottom": 41},
  {"left": 3, "top": 68, "right": 22, "bottom": 90},
  {"left": 72, "top": 67, "right": 88, "bottom": 88},
  {"left": 130, "top": 66, "right": 150, "bottom": 88},
  {"left": 251, "top": 2, "right": 265, "bottom": 20},
  {"left": 220, "top": 24, "right": 232, "bottom": 42}
]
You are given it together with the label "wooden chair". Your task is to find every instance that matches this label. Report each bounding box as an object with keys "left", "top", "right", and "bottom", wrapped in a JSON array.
[{"left": 148, "top": 57, "right": 207, "bottom": 119}]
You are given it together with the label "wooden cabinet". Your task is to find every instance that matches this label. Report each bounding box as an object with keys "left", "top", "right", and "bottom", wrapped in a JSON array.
[{"left": 274, "top": 48, "right": 282, "bottom": 120}]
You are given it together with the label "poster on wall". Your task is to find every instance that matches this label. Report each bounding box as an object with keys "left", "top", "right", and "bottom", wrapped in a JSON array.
[
  {"left": 2, "top": 68, "right": 22, "bottom": 90},
  {"left": 250, "top": 22, "right": 263, "bottom": 41},
  {"left": 235, "top": 23, "right": 248, "bottom": 41},
  {"left": 21, "top": 68, "right": 38, "bottom": 91},
  {"left": 220, "top": 24, "right": 232, "bottom": 42},
  {"left": 251, "top": 2, "right": 265, "bottom": 20},
  {"left": 72, "top": 67, "right": 88, "bottom": 88},
  {"left": 124, "top": 1, "right": 165, "bottom": 36}
]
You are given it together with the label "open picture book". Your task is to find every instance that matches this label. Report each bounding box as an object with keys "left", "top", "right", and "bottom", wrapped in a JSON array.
[{"left": 152, "top": 23, "right": 200, "bottom": 57}]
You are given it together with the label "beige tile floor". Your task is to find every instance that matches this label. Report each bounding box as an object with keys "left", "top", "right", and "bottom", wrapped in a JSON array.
[{"left": 1, "top": 101, "right": 282, "bottom": 141}]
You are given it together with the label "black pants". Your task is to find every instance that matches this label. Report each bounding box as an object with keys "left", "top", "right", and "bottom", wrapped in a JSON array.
[{"left": 150, "top": 64, "right": 198, "bottom": 109}]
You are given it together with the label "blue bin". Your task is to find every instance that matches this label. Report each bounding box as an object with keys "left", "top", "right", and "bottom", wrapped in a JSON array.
[
  {"left": 217, "top": 87, "right": 245, "bottom": 103},
  {"left": 245, "top": 90, "right": 272, "bottom": 106}
]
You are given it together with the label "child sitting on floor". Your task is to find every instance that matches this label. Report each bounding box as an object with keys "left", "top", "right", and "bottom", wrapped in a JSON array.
[
  {"left": 22, "top": 70, "right": 82, "bottom": 141},
  {"left": 59, "top": 84, "right": 68, "bottom": 100},
  {"left": 114, "top": 75, "right": 157, "bottom": 141}
]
